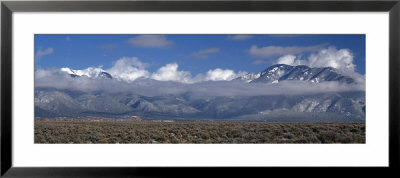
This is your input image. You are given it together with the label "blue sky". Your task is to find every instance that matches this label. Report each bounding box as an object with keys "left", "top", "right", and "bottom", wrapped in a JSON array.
[{"left": 34, "top": 34, "right": 365, "bottom": 75}]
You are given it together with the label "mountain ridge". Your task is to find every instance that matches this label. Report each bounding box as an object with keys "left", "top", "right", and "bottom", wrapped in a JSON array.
[
  {"left": 35, "top": 87, "right": 365, "bottom": 122},
  {"left": 236, "top": 64, "right": 356, "bottom": 84}
]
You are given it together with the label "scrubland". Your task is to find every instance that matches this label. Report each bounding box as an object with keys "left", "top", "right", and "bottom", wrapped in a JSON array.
[{"left": 34, "top": 120, "right": 365, "bottom": 144}]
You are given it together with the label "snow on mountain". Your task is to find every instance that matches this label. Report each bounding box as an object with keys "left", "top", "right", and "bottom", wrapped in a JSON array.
[
  {"left": 234, "top": 72, "right": 261, "bottom": 83},
  {"left": 61, "top": 67, "right": 113, "bottom": 79},
  {"left": 236, "top": 64, "right": 355, "bottom": 84}
]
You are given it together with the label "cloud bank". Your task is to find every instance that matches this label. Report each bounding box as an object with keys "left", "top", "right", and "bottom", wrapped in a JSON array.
[{"left": 35, "top": 68, "right": 365, "bottom": 98}]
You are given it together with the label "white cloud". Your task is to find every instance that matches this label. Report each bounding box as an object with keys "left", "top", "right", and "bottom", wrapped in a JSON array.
[
  {"left": 274, "top": 47, "right": 356, "bottom": 72},
  {"left": 127, "top": 35, "right": 173, "bottom": 48},
  {"left": 192, "top": 69, "right": 247, "bottom": 82},
  {"left": 276, "top": 55, "right": 296, "bottom": 65},
  {"left": 275, "top": 55, "right": 306, "bottom": 66},
  {"left": 107, "top": 58, "right": 246, "bottom": 83},
  {"left": 57, "top": 56, "right": 247, "bottom": 84},
  {"left": 106, "top": 57, "right": 150, "bottom": 82},
  {"left": 35, "top": 47, "right": 54, "bottom": 61},
  {"left": 106, "top": 57, "right": 244, "bottom": 83},
  {"left": 253, "top": 55, "right": 302, "bottom": 65},
  {"left": 249, "top": 44, "right": 327, "bottom": 58},
  {"left": 227, "top": 35, "right": 253, "bottom": 40},
  {"left": 308, "top": 47, "right": 355, "bottom": 72},
  {"left": 205, "top": 68, "right": 239, "bottom": 81},
  {"left": 191, "top": 48, "right": 220, "bottom": 59},
  {"left": 151, "top": 63, "right": 193, "bottom": 83}
]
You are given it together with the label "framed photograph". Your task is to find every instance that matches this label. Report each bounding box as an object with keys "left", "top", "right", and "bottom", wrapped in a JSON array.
[{"left": 1, "top": 0, "right": 399, "bottom": 177}]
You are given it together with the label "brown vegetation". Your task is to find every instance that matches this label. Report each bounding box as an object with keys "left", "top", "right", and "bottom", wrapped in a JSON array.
[{"left": 34, "top": 120, "right": 365, "bottom": 144}]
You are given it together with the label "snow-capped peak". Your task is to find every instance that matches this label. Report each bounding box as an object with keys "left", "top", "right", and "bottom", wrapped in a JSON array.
[{"left": 61, "top": 67, "right": 112, "bottom": 79}]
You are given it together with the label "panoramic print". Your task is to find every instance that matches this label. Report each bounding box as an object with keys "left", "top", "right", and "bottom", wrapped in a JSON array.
[{"left": 34, "top": 34, "right": 366, "bottom": 143}]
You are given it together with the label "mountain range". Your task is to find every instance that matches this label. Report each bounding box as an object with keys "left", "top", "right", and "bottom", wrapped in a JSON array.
[
  {"left": 35, "top": 64, "right": 365, "bottom": 122},
  {"left": 235, "top": 64, "right": 356, "bottom": 84}
]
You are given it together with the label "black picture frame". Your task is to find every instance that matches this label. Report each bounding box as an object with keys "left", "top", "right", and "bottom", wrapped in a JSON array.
[{"left": 1, "top": 0, "right": 399, "bottom": 177}]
